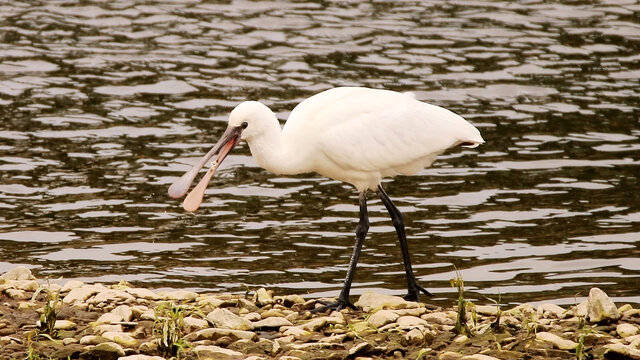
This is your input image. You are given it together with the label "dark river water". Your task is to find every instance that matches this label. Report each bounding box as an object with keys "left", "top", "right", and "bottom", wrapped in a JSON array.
[{"left": 1, "top": 1, "right": 639, "bottom": 307}]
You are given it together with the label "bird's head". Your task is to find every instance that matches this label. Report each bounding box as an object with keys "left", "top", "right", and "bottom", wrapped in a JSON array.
[{"left": 167, "top": 101, "right": 276, "bottom": 211}]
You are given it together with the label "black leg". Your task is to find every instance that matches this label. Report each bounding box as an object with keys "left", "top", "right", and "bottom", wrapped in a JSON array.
[
  {"left": 376, "top": 184, "right": 432, "bottom": 302},
  {"left": 313, "top": 192, "right": 369, "bottom": 312}
]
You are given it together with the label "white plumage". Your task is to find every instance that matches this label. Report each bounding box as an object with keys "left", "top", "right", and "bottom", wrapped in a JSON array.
[{"left": 169, "top": 86, "right": 484, "bottom": 311}]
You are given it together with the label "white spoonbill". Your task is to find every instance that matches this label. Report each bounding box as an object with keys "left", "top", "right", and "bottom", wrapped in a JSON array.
[{"left": 169, "top": 87, "right": 484, "bottom": 311}]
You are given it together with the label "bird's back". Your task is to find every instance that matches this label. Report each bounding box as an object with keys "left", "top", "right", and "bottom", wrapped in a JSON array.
[{"left": 281, "top": 87, "right": 483, "bottom": 190}]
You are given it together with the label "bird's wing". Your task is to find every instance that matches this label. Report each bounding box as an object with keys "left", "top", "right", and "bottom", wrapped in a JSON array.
[{"left": 285, "top": 87, "right": 482, "bottom": 173}]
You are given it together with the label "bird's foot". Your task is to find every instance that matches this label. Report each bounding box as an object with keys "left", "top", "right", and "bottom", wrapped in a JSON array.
[
  {"left": 311, "top": 297, "right": 357, "bottom": 313},
  {"left": 403, "top": 281, "right": 432, "bottom": 302}
]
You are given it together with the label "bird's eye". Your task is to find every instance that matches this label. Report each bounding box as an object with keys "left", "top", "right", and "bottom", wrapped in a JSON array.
[{"left": 241, "top": 121, "right": 248, "bottom": 129}]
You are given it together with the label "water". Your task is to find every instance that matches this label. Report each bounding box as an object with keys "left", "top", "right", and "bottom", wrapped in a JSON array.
[{"left": 1, "top": 0, "right": 639, "bottom": 306}]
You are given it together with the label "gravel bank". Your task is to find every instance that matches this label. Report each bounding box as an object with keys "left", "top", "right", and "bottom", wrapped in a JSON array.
[{"left": 1, "top": 267, "right": 639, "bottom": 360}]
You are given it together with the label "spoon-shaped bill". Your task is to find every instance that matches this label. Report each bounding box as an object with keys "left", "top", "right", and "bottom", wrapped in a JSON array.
[
  {"left": 181, "top": 134, "right": 239, "bottom": 212},
  {"left": 168, "top": 126, "right": 243, "bottom": 199}
]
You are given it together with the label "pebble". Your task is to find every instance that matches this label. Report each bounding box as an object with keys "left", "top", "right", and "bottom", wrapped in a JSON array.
[
  {"left": 587, "top": 287, "right": 620, "bottom": 323},
  {"left": 617, "top": 323, "right": 639, "bottom": 338},
  {"left": 183, "top": 316, "right": 209, "bottom": 332},
  {"left": 253, "top": 316, "right": 293, "bottom": 329},
  {"left": 354, "top": 292, "right": 412, "bottom": 312},
  {"left": 255, "top": 287, "right": 275, "bottom": 307},
  {"left": 397, "top": 315, "right": 428, "bottom": 329},
  {"left": 207, "top": 307, "right": 254, "bottom": 330},
  {"left": 0, "top": 266, "right": 34, "bottom": 281},
  {"left": 54, "top": 320, "right": 77, "bottom": 330},
  {"left": 87, "top": 341, "right": 126, "bottom": 357},
  {"left": 535, "top": 331, "right": 578, "bottom": 350},
  {"left": 117, "top": 355, "right": 166, "bottom": 360},
  {"left": 367, "top": 309, "right": 399, "bottom": 328},
  {"left": 101, "top": 331, "right": 138, "bottom": 347},
  {"left": 604, "top": 343, "right": 640, "bottom": 360},
  {"left": 193, "top": 345, "right": 244, "bottom": 359},
  {"left": 405, "top": 328, "right": 425, "bottom": 345}
]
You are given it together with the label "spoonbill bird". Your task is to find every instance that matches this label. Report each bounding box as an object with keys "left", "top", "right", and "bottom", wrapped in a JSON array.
[{"left": 169, "top": 87, "right": 484, "bottom": 311}]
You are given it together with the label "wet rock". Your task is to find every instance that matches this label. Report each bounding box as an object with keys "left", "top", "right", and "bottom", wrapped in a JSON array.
[
  {"left": 194, "top": 344, "right": 244, "bottom": 359},
  {"left": 184, "top": 316, "right": 209, "bottom": 332},
  {"left": 355, "top": 292, "right": 413, "bottom": 312},
  {"left": 588, "top": 288, "right": 620, "bottom": 323},
  {"left": 253, "top": 316, "right": 293, "bottom": 330},
  {"left": 256, "top": 287, "right": 275, "bottom": 307},
  {"left": 207, "top": 307, "right": 253, "bottom": 330},
  {"left": 54, "top": 319, "right": 77, "bottom": 330},
  {"left": 604, "top": 343, "right": 640, "bottom": 360},
  {"left": 102, "top": 331, "right": 138, "bottom": 347},
  {"left": 0, "top": 266, "right": 35, "bottom": 281},
  {"left": 84, "top": 341, "right": 126, "bottom": 358},
  {"left": 617, "top": 323, "right": 639, "bottom": 338},
  {"left": 367, "top": 309, "right": 399, "bottom": 328},
  {"left": 535, "top": 331, "right": 578, "bottom": 350}
]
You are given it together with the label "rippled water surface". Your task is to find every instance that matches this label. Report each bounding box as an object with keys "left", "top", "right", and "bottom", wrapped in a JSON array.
[{"left": 1, "top": 0, "right": 639, "bottom": 306}]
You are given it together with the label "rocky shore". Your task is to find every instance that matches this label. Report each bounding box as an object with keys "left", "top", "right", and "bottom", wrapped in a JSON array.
[{"left": 1, "top": 267, "right": 639, "bottom": 360}]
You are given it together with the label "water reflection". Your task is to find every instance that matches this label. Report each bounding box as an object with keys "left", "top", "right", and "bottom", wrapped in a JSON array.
[{"left": 0, "top": 0, "right": 639, "bottom": 306}]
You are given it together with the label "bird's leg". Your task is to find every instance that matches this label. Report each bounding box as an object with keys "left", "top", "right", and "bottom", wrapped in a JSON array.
[
  {"left": 313, "top": 192, "right": 369, "bottom": 313},
  {"left": 376, "top": 185, "right": 432, "bottom": 302}
]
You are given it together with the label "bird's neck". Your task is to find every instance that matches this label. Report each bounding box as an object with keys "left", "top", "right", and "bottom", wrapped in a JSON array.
[{"left": 246, "top": 123, "right": 309, "bottom": 176}]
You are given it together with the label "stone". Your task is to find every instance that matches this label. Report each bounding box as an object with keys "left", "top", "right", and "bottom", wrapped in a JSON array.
[
  {"left": 320, "top": 334, "right": 347, "bottom": 343},
  {"left": 184, "top": 316, "right": 209, "bottom": 332},
  {"left": 9, "top": 279, "right": 39, "bottom": 291},
  {"left": 355, "top": 292, "right": 412, "bottom": 312},
  {"left": 85, "top": 341, "right": 126, "bottom": 357},
  {"left": 283, "top": 326, "right": 312, "bottom": 341},
  {"left": 587, "top": 288, "right": 620, "bottom": 323},
  {"left": 397, "top": 315, "right": 428, "bottom": 329},
  {"left": 0, "top": 266, "right": 35, "bottom": 281},
  {"left": 244, "top": 312, "right": 262, "bottom": 322},
  {"left": 576, "top": 300, "right": 588, "bottom": 318},
  {"left": 474, "top": 305, "right": 499, "bottom": 316},
  {"left": 194, "top": 345, "right": 244, "bottom": 360},
  {"left": 256, "top": 288, "right": 275, "bottom": 307},
  {"left": 80, "top": 335, "right": 107, "bottom": 345},
  {"left": 54, "top": 320, "right": 77, "bottom": 330},
  {"left": 111, "top": 305, "right": 133, "bottom": 322},
  {"left": 462, "top": 355, "right": 501, "bottom": 360},
  {"left": 348, "top": 341, "right": 373, "bottom": 357},
  {"left": 617, "top": 323, "right": 639, "bottom": 338},
  {"left": 117, "top": 355, "right": 166, "bottom": 360},
  {"left": 439, "top": 351, "right": 464, "bottom": 360},
  {"left": 91, "top": 289, "right": 135, "bottom": 304},
  {"left": 5, "top": 289, "right": 28, "bottom": 300},
  {"left": 604, "top": 343, "right": 640, "bottom": 360},
  {"left": 535, "top": 332, "right": 578, "bottom": 350},
  {"left": 60, "top": 280, "right": 84, "bottom": 293},
  {"left": 391, "top": 307, "right": 426, "bottom": 317},
  {"left": 63, "top": 285, "right": 102, "bottom": 305},
  {"left": 537, "top": 303, "right": 567, "bottom": 318},
  {"left": 93, "top": 324, "right": 123, "bottom": 334},
  {"left": 253, "top": 316, "right": 293, "bottom": 329},
  {"left": 187, "top": 328, "right": 257, "bottom": 342},
  {"left": 161, "top": 290, "right": 198, "bottom": 301},
  {"left": 96, "top": 312, "right": 124, "bottom": 325},
  {"left": 207, "top": 308, "right": 253, "bottom": 330},
  {"left": 405, "top": 328, "right": 425, "bottom": 345},
  {"left": 367, "top": 309, "right": 399, "bottom": 328},
  {"left": 125, "top": 287, "right": 160, "bottom": 300},
  {"left": 422, "top": 312, "right": 455, "bottom": 325},
  {"left": 102, "top": 331, "right": 138, "bottom": 347},
  {"left": 299, "top": 317, "right": 327, "bottom": 331}
]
